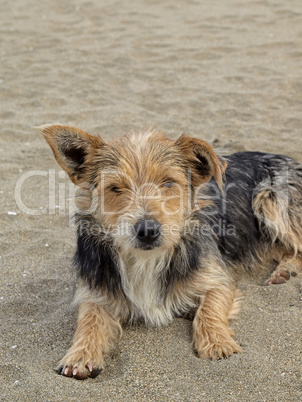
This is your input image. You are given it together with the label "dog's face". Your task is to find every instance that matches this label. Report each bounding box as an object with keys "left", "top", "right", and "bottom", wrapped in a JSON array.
[{"left": 41, "top": 125, "right": 226, "bottom": 252}]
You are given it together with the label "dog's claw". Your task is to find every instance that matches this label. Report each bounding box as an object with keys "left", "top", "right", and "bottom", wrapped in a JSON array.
[
  {"left": 57, "top": 363, "right": 102, "bottom": 380},
  {"left": 64, "top": 366, "right": 73, "bottom": 377},
  {"left": 57, "top": 366, "right": 64, "bottom": 375},
  {"left": 90, "top": 368, "right": 102, "bottom": 378}
]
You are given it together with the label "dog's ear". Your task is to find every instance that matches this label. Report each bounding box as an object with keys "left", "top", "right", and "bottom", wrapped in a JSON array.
[
  {"left": 38, "top": 124, "right": 104, "bottom": 185},
  {"left": 175, "top": 135, "right": 227, "bottom": 188}
]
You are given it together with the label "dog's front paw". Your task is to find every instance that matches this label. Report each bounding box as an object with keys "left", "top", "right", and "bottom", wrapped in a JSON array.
[
  {"left": 195, "top": 335, "right": 242, "bottom": 360},
  {"left": 57, "top": 350, "right": 103, "bottom": 380}
]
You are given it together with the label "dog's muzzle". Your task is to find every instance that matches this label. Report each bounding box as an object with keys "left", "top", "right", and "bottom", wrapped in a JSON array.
[{"left": 133, "top": 219, "right": 162, "bottom": 250}]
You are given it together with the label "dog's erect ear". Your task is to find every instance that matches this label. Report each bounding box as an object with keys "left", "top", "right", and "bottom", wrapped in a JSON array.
[
  {"left": 175, "top": 135, "right": 227, "bottom": 188},
  {"left": 38, "top": 124, "right": 104, "bottom": 185}
]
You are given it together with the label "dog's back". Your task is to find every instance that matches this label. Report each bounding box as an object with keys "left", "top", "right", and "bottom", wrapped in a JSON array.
[{"left": 205, "top": 151, "right": 302, "bottom": 278}]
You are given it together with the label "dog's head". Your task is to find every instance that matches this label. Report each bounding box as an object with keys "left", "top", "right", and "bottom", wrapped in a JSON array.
[{"left": 40, "top": 125, "right": 226, "bottom": 252}]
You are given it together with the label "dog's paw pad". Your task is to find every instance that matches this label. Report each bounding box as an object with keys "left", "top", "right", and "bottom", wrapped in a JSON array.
[{"left": 267, "top": 270, "right": 290, "bottom": 285}]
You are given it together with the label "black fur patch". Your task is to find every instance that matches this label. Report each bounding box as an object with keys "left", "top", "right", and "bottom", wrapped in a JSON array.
[
  {"left": 195, "top": 156, "right": 211, "bottom": 178},
  {"left": 203, "top": 151, "right": 301, "bottom": 270},
  {"left": 74, "top": 218, "right": 123, "bottom": 295},
  {"left": 64, "top": 146, "right": 87, "bottom": 167},
  {"left": 73, "top": 151, "right": 302, "bottom": 296},
  {"left": 166, "top": 236, "right": 201, "bottom": 283},
  {"left": 163, "top": 213, "right": 219, "bottom": 289}
]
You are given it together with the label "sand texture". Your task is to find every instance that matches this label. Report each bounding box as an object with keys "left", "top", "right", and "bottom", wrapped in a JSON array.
[{"left": 1, "top": 0, "right": 302, "bottom": 400}]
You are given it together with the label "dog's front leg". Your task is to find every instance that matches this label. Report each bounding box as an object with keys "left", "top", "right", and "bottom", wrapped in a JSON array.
[
  {"left": 57, "top": 301, "right": 122, "bottom": 380},
  {"left": 193, "top": 284, "right": 242, "bottom": 359}
]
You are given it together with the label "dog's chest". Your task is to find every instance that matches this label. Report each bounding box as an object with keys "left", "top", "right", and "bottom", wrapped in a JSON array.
[{"left": 118, "top": 252, "right": 189, "bottom": 326}]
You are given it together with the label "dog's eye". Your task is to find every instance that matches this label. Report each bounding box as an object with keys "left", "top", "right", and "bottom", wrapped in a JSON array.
[
  {"left": 162, "top": 181, "right": 174, "bottom": 188},
  {"left": 109, "top": 186, "right": 121, "bottom": 194}
]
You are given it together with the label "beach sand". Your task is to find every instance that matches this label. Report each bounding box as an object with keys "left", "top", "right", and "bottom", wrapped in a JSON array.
[{"left": 1, "top": 0, "right": 301, "bottom": 400}]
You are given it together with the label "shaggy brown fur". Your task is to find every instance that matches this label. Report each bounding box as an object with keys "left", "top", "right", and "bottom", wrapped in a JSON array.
[{"left": 40, "top": 125, "right": 302, "bottom": 380}]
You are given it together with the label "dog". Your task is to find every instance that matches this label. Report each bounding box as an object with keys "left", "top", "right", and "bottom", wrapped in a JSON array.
[{"left": 40, "top": 124, "right": 302, "bottom": 380}]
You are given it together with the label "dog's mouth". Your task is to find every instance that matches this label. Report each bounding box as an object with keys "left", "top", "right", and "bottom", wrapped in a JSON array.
[{"left": 133, "top": 239, "right": 162, "bottom": 251}]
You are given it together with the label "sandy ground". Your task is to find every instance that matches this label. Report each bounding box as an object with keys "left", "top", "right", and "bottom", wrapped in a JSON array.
[{"left": 1, "top": 0, "right": 302, "bottom": 400}]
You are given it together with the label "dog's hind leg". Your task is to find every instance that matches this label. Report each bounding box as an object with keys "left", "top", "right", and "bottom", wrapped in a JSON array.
[
  {"left": 267, "top": 255, "right": 302, "bottom": 285},
  {"left": 253, "top": 167, "right": 302, "bottom": 284}
]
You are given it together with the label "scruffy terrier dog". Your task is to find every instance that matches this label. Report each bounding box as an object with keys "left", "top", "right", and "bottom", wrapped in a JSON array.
[{"left": 41, "top": 124, "right": 302, "bottom": 380}]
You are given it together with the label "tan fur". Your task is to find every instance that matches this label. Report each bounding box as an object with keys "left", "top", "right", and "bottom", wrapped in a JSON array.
[
  {"left": 58, "top": 299, "right": 122, "bottom": 379},
  {"left": 193, "top": 285, "right": 242, "bottom": 359},
  {"left": 41, "top": 124, "right": 300, "bottom": 380},
  {"left": 61, "top": 260, "right": 241, "bottom": 375},
  {"left": 39, "top": 124, "right": 103, "bottom": 185},
  {"left": 175, "top": 135, "right": 227, "bottom": 189},
  {"left": 253, "top": 188, "right": 302, "bottom": 255},
  {"left": 187, "top": 259, "right": 242, "bottom": 358},
  {"left": 39, "top": 125, "right": 239, "bottom": 379}
]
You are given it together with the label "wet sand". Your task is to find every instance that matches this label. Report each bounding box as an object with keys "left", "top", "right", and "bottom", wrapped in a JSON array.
[{"left": 1, "top": 0, "right": 301, "bottom": 400}]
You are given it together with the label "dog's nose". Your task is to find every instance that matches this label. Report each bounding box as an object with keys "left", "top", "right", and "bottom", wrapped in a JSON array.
[{"left": 134, "top": 219, "right": 161, "bottom": 245}]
